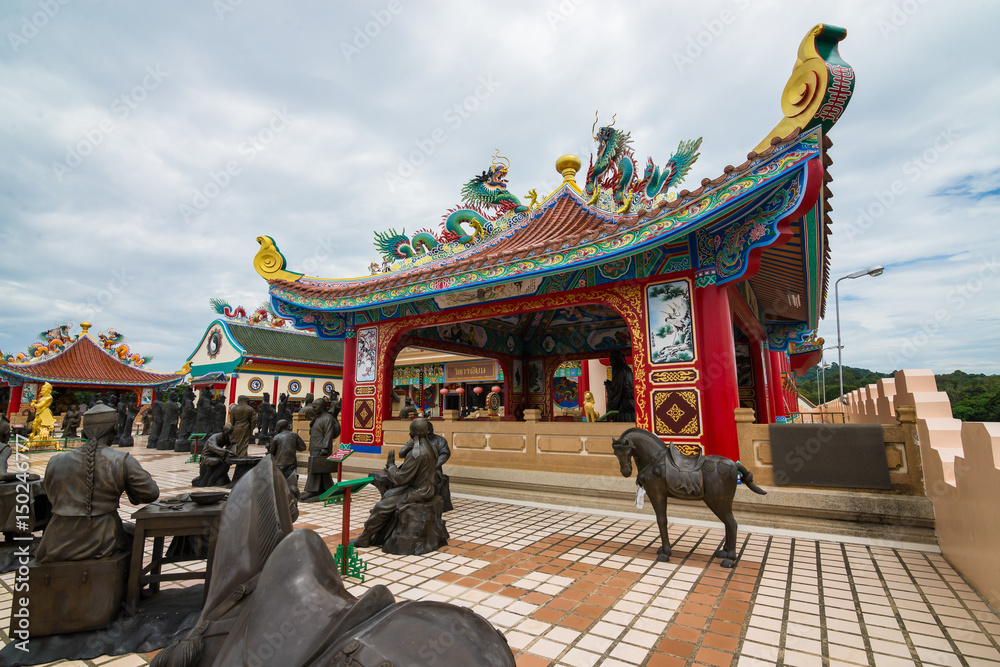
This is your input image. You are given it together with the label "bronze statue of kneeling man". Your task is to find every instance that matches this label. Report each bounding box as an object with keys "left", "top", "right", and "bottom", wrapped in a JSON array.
[
  {"left": 355, "top": 417, "right": 448, "bottom": 555},
  {"left": 36, "top": 402, "right": 160, "bottom": 563},
  {"left": 191, "top": 424, "right": 235, "bottom": 487}
]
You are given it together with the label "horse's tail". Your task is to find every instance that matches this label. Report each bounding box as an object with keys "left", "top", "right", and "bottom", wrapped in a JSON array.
[{"left": 736, "top": 461, "right": 767, "bottom": 495}]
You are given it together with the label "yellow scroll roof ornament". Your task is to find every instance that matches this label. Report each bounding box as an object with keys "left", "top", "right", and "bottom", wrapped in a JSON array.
[{"left": 253, "top": 236, "right": 303, "bottom": 283}]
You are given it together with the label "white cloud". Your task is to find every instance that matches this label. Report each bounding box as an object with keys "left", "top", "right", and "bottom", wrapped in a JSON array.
[{"left": 0, "top": 0, "right": 998, "bottom": 378}]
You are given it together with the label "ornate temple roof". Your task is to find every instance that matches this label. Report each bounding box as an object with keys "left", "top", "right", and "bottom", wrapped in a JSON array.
[
  {"left": 254, "top": 23, "right": 853, "bottom": 339},
  {"left": 0, "top": 329, "right": 182, "bottom": 388}
]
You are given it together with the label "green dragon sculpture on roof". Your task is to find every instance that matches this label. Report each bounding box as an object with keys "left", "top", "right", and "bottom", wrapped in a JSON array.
[
  {"left": 374, "top": 151, "right": 527, "bottom": 265},
  {"left": 585, "top": 113, "right": 703, "bottom": 214}
]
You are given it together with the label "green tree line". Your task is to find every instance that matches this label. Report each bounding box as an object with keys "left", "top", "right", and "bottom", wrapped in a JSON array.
[{"left": 797, "top": 365, "right": 1000, "bottom": 422}]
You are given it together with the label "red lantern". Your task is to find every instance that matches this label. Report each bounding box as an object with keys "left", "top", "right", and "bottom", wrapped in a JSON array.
[
  {"left": 455, "top": 387, "right": 465, "bottom": 395},
  {"left": 491, "top": 385, "right": 501, "bottom": 393},
  {"left": 473, "top": 386, "right": 483, "bottom": 395},
  {"left": 439, "top": 388, "right": 449, "bottom": 395}
]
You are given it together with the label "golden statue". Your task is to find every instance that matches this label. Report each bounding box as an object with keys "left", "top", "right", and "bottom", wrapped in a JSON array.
[
  {"left": 584, "top": 391, "right": 600, "bottom": 423},
  {"left": 28, "top": 382, "right": 57, "bottom": 448}
]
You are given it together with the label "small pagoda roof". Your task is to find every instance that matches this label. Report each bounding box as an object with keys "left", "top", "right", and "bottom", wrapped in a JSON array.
[{"left": 0, "top": 334, "right": 182, "bottom": 388}]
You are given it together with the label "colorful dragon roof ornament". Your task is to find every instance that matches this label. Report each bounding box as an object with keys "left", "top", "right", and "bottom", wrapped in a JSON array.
[
  {"left": 373, "top": 150, "right": 530, "bottom": 270},
  {"left": 210, "top": 298, "right": 288, "bottom": 328},
  {"left": 2, "top": 325, "right": 74, "bottom": 363},
  {"left": 97, "top": 329, "right": 153, "bottom": 367},
  {"left": 585, "top": 113, "right": 702, "bottom": 215}
]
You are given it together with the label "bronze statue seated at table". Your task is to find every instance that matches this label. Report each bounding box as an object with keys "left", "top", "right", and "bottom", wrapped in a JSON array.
[
  {"left": 12, "top": 402, "right": 160, "bottom": 637},
  {"left": 354, "top": 418, "right": 448, "bottom": 555},
  {"left": 192, "top": 425, "right": 235, "bottom": 487},
  {"left": 152, "top": 455, "right": 513, "bottom": 667}
]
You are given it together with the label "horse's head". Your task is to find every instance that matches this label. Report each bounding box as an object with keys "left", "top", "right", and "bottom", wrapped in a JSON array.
[{"left": 611, "top": 435, "right": 634, "bottom": 478}]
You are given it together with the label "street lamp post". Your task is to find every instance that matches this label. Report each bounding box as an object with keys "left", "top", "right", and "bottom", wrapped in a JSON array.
[{"left": 835, "top": 265, "right": 884, "bottom": 403}]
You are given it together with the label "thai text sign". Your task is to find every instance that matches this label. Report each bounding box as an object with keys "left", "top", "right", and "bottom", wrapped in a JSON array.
[{"left": 444, "top": 360, "right": 498, "bottom": 383}]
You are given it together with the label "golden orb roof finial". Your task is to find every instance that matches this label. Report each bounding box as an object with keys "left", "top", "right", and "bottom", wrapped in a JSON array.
[
  {"left": 555, "top": 154, "right": 582, "bottom": 193},
  {"left": 79, "top": 322, "right": 92, "bottom": 338}
]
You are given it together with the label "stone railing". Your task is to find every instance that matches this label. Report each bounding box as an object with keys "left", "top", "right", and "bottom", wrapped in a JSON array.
[{"left": 825, "top": 369, "right": 1000, "bottom": 611}]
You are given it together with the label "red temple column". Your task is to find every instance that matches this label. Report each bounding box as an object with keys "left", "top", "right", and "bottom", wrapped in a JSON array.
[
  {"left": 767, "top": 350, "right": 786, "bottom": 419},
  {"left": 340, "top": 328, "right": 357, "bottom": 446},
  {"left": 752, "top": 340, "right": 772, "bottom": 424},
  {"left": 272, "top": 376, "right": 279, "bottom": 402},
  {"left": 7, "top": 385, "right": 22, "bottom": 417},
  {"left": 693, "top": 284, "right": 739, "bottom": 460},
  {"left": 228, "top": 376, "right": 238, "bottom": 406}
]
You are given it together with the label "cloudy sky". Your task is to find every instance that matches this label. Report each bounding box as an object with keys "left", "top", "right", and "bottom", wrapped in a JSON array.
[{"left": 1, "top": 0, "right": 997, "bottom": 376}]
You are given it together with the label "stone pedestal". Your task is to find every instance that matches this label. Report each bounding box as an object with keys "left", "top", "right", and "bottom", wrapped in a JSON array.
[
  {"left": 292, "top": 413, "right": 311, "bottom": 449},
  {"left": 382, "top": 497, "right": 448, "bottom": 556}
]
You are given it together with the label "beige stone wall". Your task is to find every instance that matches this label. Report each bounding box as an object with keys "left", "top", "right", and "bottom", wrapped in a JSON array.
[
  {"left": 381, "top": 417, "right": 627, "bottom": 476},
  {"left": 827, "top": 370, "right": 1000, "bottom": 611}
]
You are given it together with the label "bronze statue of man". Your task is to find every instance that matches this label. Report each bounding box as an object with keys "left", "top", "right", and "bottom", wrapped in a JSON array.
[
  {"left": 159, "top": 393, "right": 181, "bottom": 450},
  {"left": 0, "top": 412, "right": 11, "bottom": 474},
  {"left": 275, "top": 392, "right": 290, "bottom": 424},
  {"left": 268, "top": 419, "right": 306, "bottom": 517},
  {"left": 192, "top": 424, "right": 236, "bottom": 487},
  {"left": 355, "top": 418, "right": 437, "bottom": 548},
  {"left": 61, "top": 405, "right": 81, "bottom": 439},
  {"left": 228, "top": 395, "right": 255, "bottom": 457},
  {"left": 147, "top": 394, "right": 165, "bottom": 449},
  {"left": 194, "top": 390, "right": 213, "bottom": 435},
  {"left": 35, "top": 402, "right": 160, "bottom": 563},
  {"left": 301, "top": 396, "right": 338, "bottom": 502},
  {"left": 400, "top": 419, "right": 453, "bottom": 511}
]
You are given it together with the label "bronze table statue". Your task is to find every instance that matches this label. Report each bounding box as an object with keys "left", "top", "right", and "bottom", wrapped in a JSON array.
[
  {"left": 152, "top": 456, "right": 513, "bottom": 667},
  {"left": 611, "top": 427, "right": 766, "bottom": 567},
  {"left": 35, "top": 402, "right": 160, "bottom": 563}
]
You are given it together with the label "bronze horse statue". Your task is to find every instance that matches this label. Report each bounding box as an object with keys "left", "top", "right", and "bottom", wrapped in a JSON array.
[{"left": 612, "top": 427, "right": 766, "bottom": 567}]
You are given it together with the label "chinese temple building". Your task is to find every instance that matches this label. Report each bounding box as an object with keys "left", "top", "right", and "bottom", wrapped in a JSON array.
[
  {"left": 185, "top": 312, "right": 345, "bottom": 409},
  {"left": 0, "top": 322, "right": 184, "bottom": 422},
  {"left": 250, "top": 24, "right": 852, "bottom": 462}
]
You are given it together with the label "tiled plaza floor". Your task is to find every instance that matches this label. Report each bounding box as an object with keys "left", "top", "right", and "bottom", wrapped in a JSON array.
[{"left": 2, "top": 442, "right": 998, "bottom": 666}]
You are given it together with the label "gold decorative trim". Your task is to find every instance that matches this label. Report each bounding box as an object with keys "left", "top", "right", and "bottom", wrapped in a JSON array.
[
  {"left": 649, "top": 369, "right": 698, "bottom": 385},
  {"left": 355, "top": 386, "right": 376, "bottom": 396}
]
